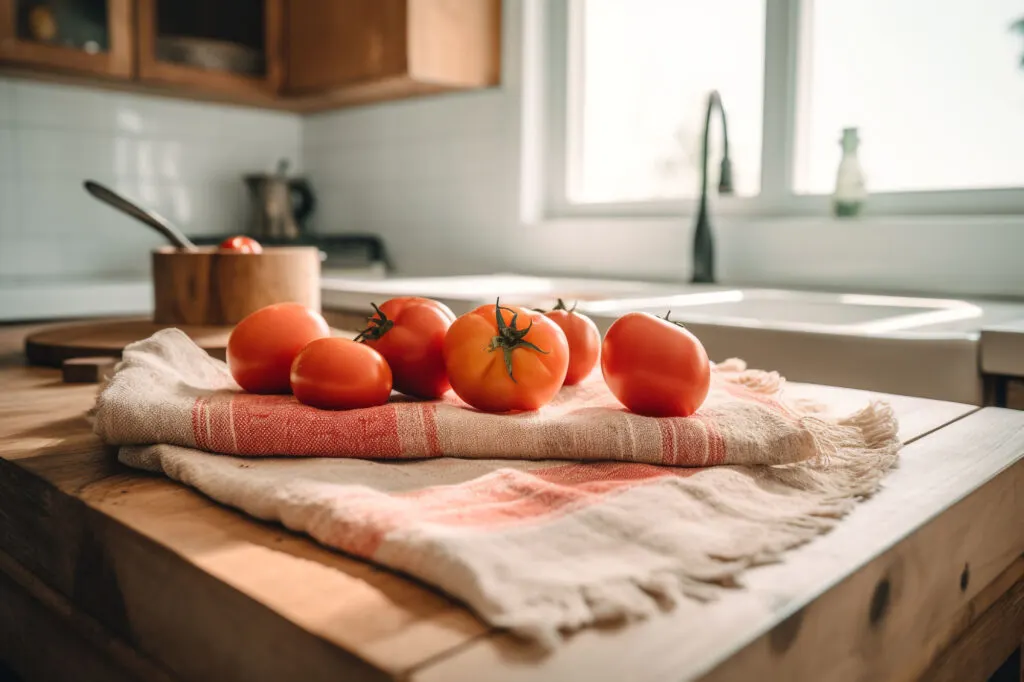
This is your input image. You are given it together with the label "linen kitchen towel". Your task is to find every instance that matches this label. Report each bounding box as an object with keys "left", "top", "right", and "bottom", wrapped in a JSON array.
[{"left": 96, "top": 329, "right": 901, "bottom": 644}]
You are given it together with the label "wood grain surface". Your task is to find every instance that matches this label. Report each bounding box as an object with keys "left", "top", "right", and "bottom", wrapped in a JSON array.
[
  {"left": 152, "top": 246, "right": 321, "bottom": 326},
  {"left": 918, "top": 557, "right": 1024, "bottom": 682},
  {"left": 0, "top": 548, "right": 178, "bottom": 682},
  {"left": 24, "top": 318, "right": 232, "bottom": 367},
  {"left": 0, "top": 323, "right": 483, "bottom": 682},
  {"left": 414, "top": 408, "right": 1024, "bottom": 682},
  {"left": 0, "top": 321, "right": 1022, "bottom": 682},
  {"left": 62, "top": 356, "right": 120, "bottom": 384},
  {"left": 284, "top": 0, "right": 500, "bottom": 102}
]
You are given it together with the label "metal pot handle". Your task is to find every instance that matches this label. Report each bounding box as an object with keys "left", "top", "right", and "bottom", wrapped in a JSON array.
[{"left": 289, "top": 179, "right": 316, "bottom": 226}]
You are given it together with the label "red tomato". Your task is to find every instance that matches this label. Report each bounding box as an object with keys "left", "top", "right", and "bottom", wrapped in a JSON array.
[
  {"left": 227, "top": 303, "right": 329, "bottom": 394},
  {"left": 543, "top": 299, "right": 600, "bottom": 385},
  {"left": 291, "top": 337, "right": 392, "bottom": 410},
  {"left": 601, "top": 312, "right": 711, "bottom": 417},
  {"left": 443, "top": 300, "right": 569, "bottom": 412},
  {"left": 219, "top": 235, "right": 263, "bottom": 254},
  {"left": 356, "top": 297, "right": 456, "bottom": 399}
]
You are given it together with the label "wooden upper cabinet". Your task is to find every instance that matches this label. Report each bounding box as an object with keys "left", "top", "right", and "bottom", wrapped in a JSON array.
[
  {"left": 285, "top": 0, "right": 502, "bottom": 110},
  {"left": 0, "top": 0, "right": 133, "bottom": 78},
  {"left": 0, "top": 0, "right": 501, "bottom": 110},
  {"left": 136, "top": 0, "right": 283, "bottom": 100}
]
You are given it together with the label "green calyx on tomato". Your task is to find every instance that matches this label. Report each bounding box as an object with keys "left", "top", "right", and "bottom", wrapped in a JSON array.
[
  {"left": 488, "top": 299, "right": 548, "bottom": 382},
  {"left": 550, "top": 298, "right": 578, "bottom": 313},
  {"left": 354, "top": 303, "right": 395, "bottom": 343}
]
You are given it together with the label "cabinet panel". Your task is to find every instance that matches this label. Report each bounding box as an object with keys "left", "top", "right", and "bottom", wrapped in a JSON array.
[
  {"left": 0, "top": 0, "right": 132, "bottom": 78},
  {"left": 286, "top": 0, "right": 407, "bottom": 93},
  {"left": 407, "top": 0, "right": 500, "bottom": 86},
  {"left": 284, "top": 0, "right": 501, "bottom": 109},
  {"left": 136, "top": 0, "right": 282, "bottom": 99}
]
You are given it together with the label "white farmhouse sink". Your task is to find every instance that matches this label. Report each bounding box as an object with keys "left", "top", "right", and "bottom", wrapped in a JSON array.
[
  {"left": 577, "top": 289, "right": 985, "bottom": 334},
  {"left": 320, "top": 274, "right": 1024, "bottom": 405},
  {"left": 574, "top": 289, "right": 996, "bottom": 405}
]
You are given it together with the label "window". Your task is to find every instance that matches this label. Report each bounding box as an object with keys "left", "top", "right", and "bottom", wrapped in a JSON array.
[
  {"left": 547, "top": 0, "right": 1024, "bottom": 215},
  {"left": 572, "top": 0, "right": 765, "bottom": 202}
]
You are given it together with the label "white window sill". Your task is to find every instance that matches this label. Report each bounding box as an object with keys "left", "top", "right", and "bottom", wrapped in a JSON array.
[{"left": 516, "top": 213, "right": 1024, "bottom": 299}]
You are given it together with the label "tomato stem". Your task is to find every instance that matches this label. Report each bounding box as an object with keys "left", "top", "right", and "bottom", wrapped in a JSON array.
[
  {"left": 354, "top": 303, "right": 394, "bottom": 343},
  {"left": 551, "top": 298, "right": 578, "bottom": 313},
  {"left": 488, "top": 298, "right": 548, "bottom": 382},
  {"left": 660, "top": 310, "right": 688, "bottom": 329}
]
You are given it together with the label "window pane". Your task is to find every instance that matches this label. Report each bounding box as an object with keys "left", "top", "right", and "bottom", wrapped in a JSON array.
[
  {"left": 570, "top": 0, "right": 765, "bottom": 203},
  {"left": 794, "top": 0, "right": 1024, "bottom": 194}
]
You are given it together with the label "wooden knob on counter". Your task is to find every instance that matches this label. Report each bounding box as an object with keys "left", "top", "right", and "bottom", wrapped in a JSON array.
[{"left": 62, "top": 356, "right": 118, "bottom": 384}]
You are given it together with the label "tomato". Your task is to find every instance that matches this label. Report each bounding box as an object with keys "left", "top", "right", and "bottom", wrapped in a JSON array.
[
  {"left": 227, "top": 303, "right": 330, "bottom": 394},
  {"left": 219, "top": 235, "right": 263, "bottom": 254},
  {"left": 543, "top": 299, "right": 600, "bottom": 385},
  {"left": 443, "top": 300, "right": 569, "bottom": 412},
  {"left": 601, "top": 312, "right": 711, "bottom": 417},
  {"left": 356, "top": 297, "right": 456, "bottom": 399},
  {"left": 291, "top": 337, "right": 392, "bottom": 410}
]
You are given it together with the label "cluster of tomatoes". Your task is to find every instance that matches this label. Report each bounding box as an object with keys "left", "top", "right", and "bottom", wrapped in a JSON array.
[{"left": 226, "top": 296, "right": 712, "bottom": 417}]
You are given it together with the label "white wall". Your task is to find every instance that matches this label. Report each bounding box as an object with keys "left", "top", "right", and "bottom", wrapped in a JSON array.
[
  {"left": 0, "top": 77, "right": 301, "bottom": 278},
  {"left": 302, "top": 0, "right": 1024, "bottom": 298},
  {"left": 302, "top": 84, "right": 522, "bottom": 277}
]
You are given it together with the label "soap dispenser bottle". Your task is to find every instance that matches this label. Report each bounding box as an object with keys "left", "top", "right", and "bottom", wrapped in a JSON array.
[{"left": 833, "top": 127, "right": 867, "bottom": 217}]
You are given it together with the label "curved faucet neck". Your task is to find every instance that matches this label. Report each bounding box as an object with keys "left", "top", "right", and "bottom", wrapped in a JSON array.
[
  {"left": 699, "top": 90, "right": 730, "bottom": 207},
  {"left": 691, "top": 90, "right": 731, "bottom": 285}
]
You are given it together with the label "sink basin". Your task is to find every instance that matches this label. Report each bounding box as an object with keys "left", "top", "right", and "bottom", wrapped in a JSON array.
[
  {"left": 320, "top": 274, "right": 685, "bottom": 315},
  {"left": 578, "top": 289, "right": 985, "bottom": 335},
  {"left": 578, "top": 289, "right": 991, "bottom": 404}
]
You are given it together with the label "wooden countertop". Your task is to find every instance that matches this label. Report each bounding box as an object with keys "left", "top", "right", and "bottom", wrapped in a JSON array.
[{"left": 1, "top": 322, "right": 1023, "bottom": 682}]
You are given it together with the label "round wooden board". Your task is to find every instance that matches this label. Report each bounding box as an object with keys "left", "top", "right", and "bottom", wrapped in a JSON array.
[{"left": 25, "top": 318, "right": 233, "bottom": 368}]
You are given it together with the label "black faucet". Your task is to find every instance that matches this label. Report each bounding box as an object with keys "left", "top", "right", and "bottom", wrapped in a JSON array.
[{"left": 691, "top": 90, "right": 734, "bottom": 284}]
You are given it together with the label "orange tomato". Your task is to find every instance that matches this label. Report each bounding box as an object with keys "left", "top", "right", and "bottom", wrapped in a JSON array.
[
  {"left": 290, "top": 337, "right": 392, "bottom": 410},
  {"left": 227, "top": 303, "right": 330, "bottom": 394},
  {"left": 601, "top": 312, "right": 711, "bottom": 417},
  {"left": 443, "top": 301, "right": 569, "bottom": 412},
  {"left": 543, "top": 299, "right": 600, "bottom": 385},
  {"left": 356, "top": 297, "right": 455, "bottom": 399}
]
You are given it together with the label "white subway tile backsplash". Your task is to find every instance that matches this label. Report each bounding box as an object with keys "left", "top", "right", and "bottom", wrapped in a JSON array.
[
  {"left": 17, "top": 176, "right": 127, "bottom": 237},
  {"left": 16, "top": 129, "right": 123, "bottom": 181},
  {"left": 0, "top": 239, "right": 63, "bottom": 276},
  {"left": 299, "top": 85, "right": 520, "bottom": 276},
  {"left": 303, "top": 130, "right": 509, "bottom": 188},
  {"left": 0, "top": 77, "right": 302, "bottom": 282},
  {"left": 303, "top": 89, "right": 508, "bottom": 149},
  {"left": 11, "top": 80, "right": 128, "bottom": 132},
  {"left": 116, "top": 92, "right": 302, "bottom": 142},
  {"left": 0, "top": 128, "right": 14, "bottom": 176},
  {"left": 0, "top": 176, "right": 17, "bottom": 235},
  {"left": 0, "top": 80, "right": 13, "bottom": 124}
]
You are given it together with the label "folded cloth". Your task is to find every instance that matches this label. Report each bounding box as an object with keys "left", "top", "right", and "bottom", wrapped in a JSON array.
[
  {"left": 97, "top": 329, "right": 892, "bottom": 467},
  {"left": 97, "top": 329, "right": 900, "bottom": 644}
]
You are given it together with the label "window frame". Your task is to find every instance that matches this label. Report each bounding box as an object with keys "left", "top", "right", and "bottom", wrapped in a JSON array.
[{"left": 543, "top": 0, "right": 1024, "bottom": 219}]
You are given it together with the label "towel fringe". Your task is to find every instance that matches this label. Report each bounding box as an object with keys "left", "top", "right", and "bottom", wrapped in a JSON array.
[{"left": 484, "top": 395, "right": 901, "bottom": 647}]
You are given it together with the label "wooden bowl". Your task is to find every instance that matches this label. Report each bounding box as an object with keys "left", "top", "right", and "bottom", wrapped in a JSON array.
[{"left": 152, "top": 246, "right": 321, "bottom": 326}]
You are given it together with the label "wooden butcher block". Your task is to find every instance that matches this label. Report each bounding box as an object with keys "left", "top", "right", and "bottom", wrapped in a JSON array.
[{"left": 24, "top": 318, "right": 231, "bottom": 368}]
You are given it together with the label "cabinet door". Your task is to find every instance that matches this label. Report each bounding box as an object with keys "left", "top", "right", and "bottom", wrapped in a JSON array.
[
  {"left": 286, "top": 0, "right": 407, "bottom": 93},
  {"left": 0, "top": 0, "right": 132, "bottom": 78},
  {"left": 136, "top": 0, "right": 283, "bottom": 98}
]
